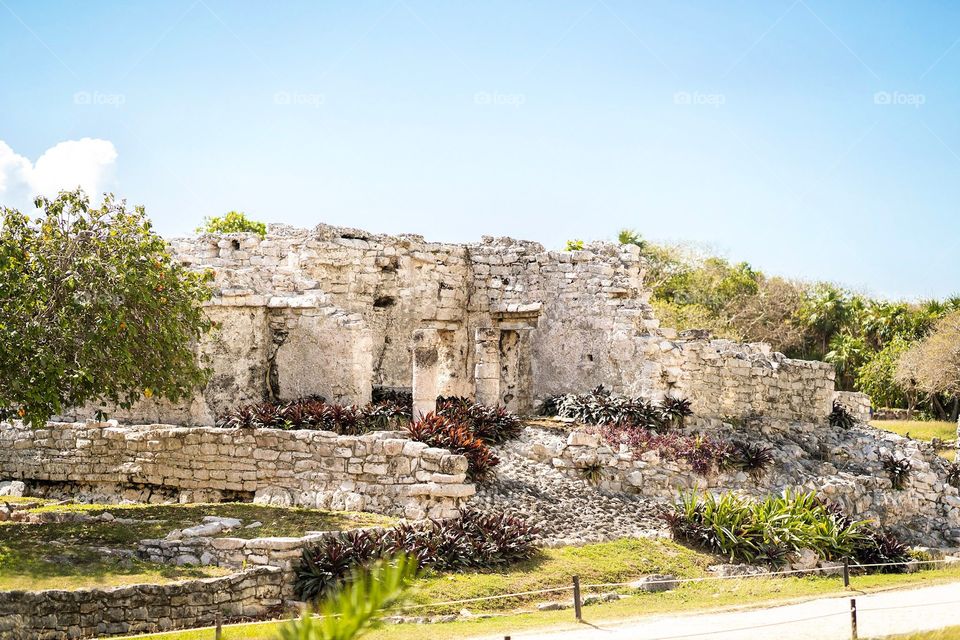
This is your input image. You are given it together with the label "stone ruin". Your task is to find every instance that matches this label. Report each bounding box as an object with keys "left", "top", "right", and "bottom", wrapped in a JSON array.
[
  {"left": 2, "top": 223, "right": 959, "bottom": 639},
  {"left": 62, "top": 222, "right": 836, "bottom": 425}
]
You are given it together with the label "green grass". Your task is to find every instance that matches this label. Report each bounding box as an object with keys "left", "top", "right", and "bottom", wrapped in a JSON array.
[
  {"left": 112, "top": 544, "right": 960, "bottom": 640},
  {"left": 877, "top": 628, "right": 960, "bottom": 639},
  {"left": 0, "top": 502, "right": 392, "bottom": 591},
  {"left": 872, "top": 420, "right": 957, "bottom": 461},
  {"left": 406, "top": 537, "right": 711, "bottom": 613}
]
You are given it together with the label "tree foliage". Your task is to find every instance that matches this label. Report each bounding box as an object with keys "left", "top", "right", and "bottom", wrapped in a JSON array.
[
  {"left": 896, "top": 312, "right": 960, "bottom": 398},
  {"left": 0, "top": 190, "right": 213, "bottom": 426},
  {"left": 617, "top": 228, "right": 960, "bottom": 414},
  {"left": 196, "top": 210, "right": 266, "bottom": 237}
]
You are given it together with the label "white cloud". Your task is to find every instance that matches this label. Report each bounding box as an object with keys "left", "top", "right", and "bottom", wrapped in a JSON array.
[{"left": 0, "top": 138, "right": 118, "bottom": 210}]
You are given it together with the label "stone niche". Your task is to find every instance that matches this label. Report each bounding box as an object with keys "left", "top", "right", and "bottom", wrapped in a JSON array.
[{"left": 272, "top": 310, "right": 374, "bottom": 404}]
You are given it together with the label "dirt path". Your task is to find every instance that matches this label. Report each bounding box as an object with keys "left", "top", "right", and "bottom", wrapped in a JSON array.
[{"left": 510, "top": 581, "right": 960, "bottom": 640}]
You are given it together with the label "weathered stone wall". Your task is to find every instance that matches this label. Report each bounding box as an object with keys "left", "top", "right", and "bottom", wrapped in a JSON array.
[
  {"left": 138, "top": 531, "right": 350, "bottom": 599},
  {"left": 70, "top": 224, "right": 838, "bottom": 425},
  {"left": 835, "top": 391, "right": 872, "bottom": 422},
  {"left": 654, "top": 339, "right": 836, "bottom": 423},
  {"left": 0, "top": 567, "right": 283, "bottom": 640},
  {"left": 0, "top": 422, "right": 473, "bottom": 519}
]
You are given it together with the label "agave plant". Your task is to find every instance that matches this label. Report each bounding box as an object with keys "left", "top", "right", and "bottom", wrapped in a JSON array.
[
  {"left": 947, "top": 463, "right": 960, "bottom": 490},
  {"left": 729, "top": 441, "right": 776, "bottom": 481},
  {"left": 828, "top": 401, "right": 855, "bottom": 429},
  {"left": 881, "top": 454, "right": 913, "bottom": 490},
  {"left": 660, "top": 397, "right": 693, "bottom": 429},
  {"left": 576, "top": 461, "right": 606, "bottom": 485}
]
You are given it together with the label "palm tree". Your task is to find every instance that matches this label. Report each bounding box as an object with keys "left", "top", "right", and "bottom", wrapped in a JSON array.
[
  {"left": 277, "top": 555, "right": 417, "bottom": 640},
  {"left": 617, "top": 229, "right": 644, "bottom": 248},
  {"left": 824, "top": 333, "right": 868, "bottom": 390}
]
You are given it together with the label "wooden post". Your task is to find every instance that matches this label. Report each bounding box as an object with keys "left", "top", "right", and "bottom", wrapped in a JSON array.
[
  {"left": 573, "top": 575, "right": 583, "bottom": 621},
  {"left": 850, "top": 598, "right": 858, "bottom": 640},
  {"left": 843, "top": 558, "right": 850, "bottom": 588},
  {"left": 215, "top": 611, "right": 222, "bottom": 640}
]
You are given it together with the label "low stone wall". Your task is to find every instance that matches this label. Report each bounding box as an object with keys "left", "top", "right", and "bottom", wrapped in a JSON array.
[
  {"left": 512, "top": 421, "right": 960, "bottom": 545},
  {"left": 649, "top": 338, "right": 837, "bottom": 423},
  {"left": 835, "top": 391, "right": 872, "bottom": 422},
  {"left": 0, "top": 567, "right": 283, "bottom": 640},
  {"left": 0, "top": 422, "right": 473, "bottom": 519},
  {"left": 137, "top": 531, "right": 352, "bottom": 599}
]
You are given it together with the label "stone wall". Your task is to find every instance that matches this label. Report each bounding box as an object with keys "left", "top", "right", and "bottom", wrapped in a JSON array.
[
  {"left": 62, "top": 224, "right": 839, "bottom": 425},
  {"left": 513, "top": 420, "right": 960, "bottom": 545},
  {"left": 835, "top": 391, "right": 872, "bottom": 422},
  {"left": 138, "top": 531, "right": 349, "bottom": 599},
  {"left": 0, "top": 567, "right": 283, "bottom": 640},
  {"left": 0, "top": 422, "right": 473, "bottom": 520}
]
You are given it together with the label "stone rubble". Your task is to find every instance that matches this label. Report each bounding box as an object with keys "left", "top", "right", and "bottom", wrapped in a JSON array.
[{"left": 472, "top": 428, "right": 669, "bottom": 545}]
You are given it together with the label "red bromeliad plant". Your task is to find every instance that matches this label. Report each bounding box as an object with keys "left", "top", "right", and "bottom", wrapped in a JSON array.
[
  {"left": 598, "top": 422, "right": 734, "bottom": 475},
  {"left": 405, "top": 413, "right": 500, "bottom": 482}
]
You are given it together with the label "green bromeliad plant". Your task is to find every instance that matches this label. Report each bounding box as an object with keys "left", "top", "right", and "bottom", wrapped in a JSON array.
[{"left": 665, "top": 489, "right": 910, "bottom": 569}]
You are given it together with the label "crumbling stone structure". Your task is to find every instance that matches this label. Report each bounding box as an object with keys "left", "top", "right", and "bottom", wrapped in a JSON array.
[{"left": 69, "top": 224, "right": 835, "bottom": 426}]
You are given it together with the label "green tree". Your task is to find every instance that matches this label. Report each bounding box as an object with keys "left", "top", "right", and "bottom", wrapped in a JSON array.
[
  {"left": 197, "top": 210, "right": 266, "bottom": 237},
  {"left": 277, "top": 554, "right": 416, "bottom": 640},
  {"left": 856, "top": 336, "right": 913, "bottom": 409},
  {"left": 797, "top": 284, "right": 853, "bottom": 358},
  {"left": 896, "top": 311, "right": 960, "bottom": 420},
  {"left": 0, "top": 190, "right": 213, "bottom": 426},
  {"left": 824, "top": 332, "right": 868, "bottom": 390}
]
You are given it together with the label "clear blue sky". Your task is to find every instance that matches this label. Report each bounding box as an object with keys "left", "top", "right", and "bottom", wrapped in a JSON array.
[{"left": 2, "top": 1, "right": 959, "bottom": 300}]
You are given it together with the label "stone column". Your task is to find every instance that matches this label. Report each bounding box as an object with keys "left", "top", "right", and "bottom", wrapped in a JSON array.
[
  {"left": 474, "top": 327, "right": 501, "bottom": 406},
  {"left": 412, "top": 328, "right": 440, "bottom": 418}
]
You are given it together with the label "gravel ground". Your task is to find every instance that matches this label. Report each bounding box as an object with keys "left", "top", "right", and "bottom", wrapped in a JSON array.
[{"left": 471, "top": 428, "right": 669, "bottom": 546}]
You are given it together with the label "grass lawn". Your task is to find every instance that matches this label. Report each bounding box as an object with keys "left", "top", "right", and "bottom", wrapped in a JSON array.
[
  {"left": 0, "top": 502, "right": 392, "bottom": 591},
  {"left": 871, "top": 420, "right": 957, "bottom": 461},
  {"left": 878, "top": 628, "right": 960, "bottom": 639},
  {"left": 112, "top": 541, "right": 960, "bottom": 640}
]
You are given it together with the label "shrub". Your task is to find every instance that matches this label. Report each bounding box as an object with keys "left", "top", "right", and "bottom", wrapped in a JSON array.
[
  {"left": 405, "top": 413, "right": 500, "bottom": 482},
  {"left": 196, "top": 210, "right": 266, "bottom": 237},
  {"left": 665, "top": 490, "right": 869, "bottom": 565},
  {"left": 371, "top": 388, "right": 413, "bottom": 407},
  {"left": 852, "top": 527, "right": 912, "bottom": 572},
  {"left": 729, "top": 441, "right": 775, "bottom": 481},
  {"left": 660, "top": 397, "right": 694, "bottom": 429},
  {"left": 551, "top": 386, "right": 693, "bottom": 431},
  {"left": 598, "top": 423, "right": 732, "bottom": 475},
  {"left": 436, "top": 396, "right": 522, "bottom": 444},
  {"left": 829, "top": 401, "right": 855, "bottom": 429},
  {"left": 565, "top": 239, "right": 585, "bottom": 251},
  {"left": 215, "top": 397, "right": 408, "bottom": 434},
  {"left": 576, "top": 461, "right": 605, "bottom": 485},
  {"left": 536, "top": 395, "right": 563, "bottom": 417},
  {"left": 294, "top": 511, "right": 538, "bottom": 602},
  {"left": 947, "top": 463, "right": 960, "bottom": 489},
  {"left": 881, "top": 454, "right": 913, "bottom": 490}
]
